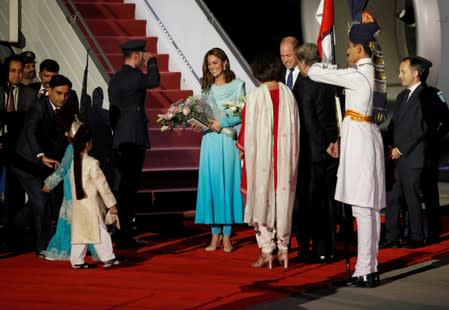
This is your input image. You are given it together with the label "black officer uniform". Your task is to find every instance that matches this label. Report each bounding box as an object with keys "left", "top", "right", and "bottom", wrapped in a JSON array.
[
  {"left": 108, "top": 40, "right": 160, "bottom": 248},
  {"left": 418, "top": 57, "right": 449, "bottom": 243}
]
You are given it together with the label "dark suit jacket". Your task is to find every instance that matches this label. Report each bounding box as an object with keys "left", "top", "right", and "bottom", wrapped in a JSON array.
[
  {"left": 0, "top": 83, "right": 37, "bottom": 112},
  {"left": 0, "top": 84, "right": 38, "bottom": 163},
  {"left": 108, "top": 58, "right": 160, "bottom": 150},
  {"left": 297, "top": 76, "right": 339, "bottom": 163},
  {"left": 15, "top": 97, "right": 68, "bottom": 174},
  {"left": 387, "top": 84, "right": 428, "bottom": 168}
]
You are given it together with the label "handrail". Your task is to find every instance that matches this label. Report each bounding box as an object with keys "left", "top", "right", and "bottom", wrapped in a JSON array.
[
  {"left": 56, "top": 0, "right": 115, "bottom": 82},
  {"left": 195, "top": 0, "right": 258, "bottom": 86},
  {"left": 140, "top": 0, "right": 257, "bottom": 86},
  {"left": 141, "top": 0, "right": 201, "bottom": 84}
]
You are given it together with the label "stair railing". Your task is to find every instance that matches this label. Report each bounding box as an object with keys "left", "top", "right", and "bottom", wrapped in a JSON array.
[
  {"left": 139, "top": 0, "right": 257, "bottom": 87},
  {"left": 195, "top": 0, "right": 258, "bottom": 86},
  {"left": 56, "top": 0, "right": 115, "bottom": 82}
]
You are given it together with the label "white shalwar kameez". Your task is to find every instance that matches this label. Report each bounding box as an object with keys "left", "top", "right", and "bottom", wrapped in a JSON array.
[{"left": 308, "top": 58, "right": 386, "bottom": 277}]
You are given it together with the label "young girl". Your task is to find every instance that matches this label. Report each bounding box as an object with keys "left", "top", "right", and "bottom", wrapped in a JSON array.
[
  {"left": 67, "top": 119, "right": 121, "bottom": 269},
  {"left": 43, "top": 119, "right": 97, "bottom": 261}
]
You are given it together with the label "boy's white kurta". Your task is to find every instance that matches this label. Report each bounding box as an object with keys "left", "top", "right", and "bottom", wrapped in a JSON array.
[
  {"left": 243, "top": 83, "right": 300, "bottom": 237},
  {"left": 71, "top": 154, "right": 117, "bottom": 244},
  {"left": 308, "top": 58, "right": 386, "bottom": 210}
]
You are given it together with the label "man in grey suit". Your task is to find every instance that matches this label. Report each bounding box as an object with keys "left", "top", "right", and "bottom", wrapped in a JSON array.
[
  {"left": 382, "top": 57, "right": 428, "bottom": 249},
  {"left": 108, "top": 40, "right": 160, "bottom": 248}
]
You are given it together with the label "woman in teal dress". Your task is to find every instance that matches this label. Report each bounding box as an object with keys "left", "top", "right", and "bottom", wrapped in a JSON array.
[
  {"left": 43, "top": 127, "right": 96, "bottom": 260},
  {"left": 194, "top": 47, "right": 245, "bottom": 252}
]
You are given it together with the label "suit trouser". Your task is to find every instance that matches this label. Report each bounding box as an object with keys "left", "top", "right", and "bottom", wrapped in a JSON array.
[
  {"left": 115, "top": 143, "right": 146, "bottom": 241},
  {"left": 70, "top": 222, "right": 115, "bottom": 265},
  {"left": 255, "top": 225, "right": 290, "bottom": 254},
  {"left": 352, "top": 206, "right": 380, "bottom": 277},
  {"left": 386, "top": 165, "right": 424, "bottom": 241},
  {"left": 11, "top": 166, "right": 52, "bottom": 254},
  {"left": 310, "top": 160, "right": 338, "bottom": 257},
  {"left": 422, "top": 152, "right": 440, "bottom": 241}
]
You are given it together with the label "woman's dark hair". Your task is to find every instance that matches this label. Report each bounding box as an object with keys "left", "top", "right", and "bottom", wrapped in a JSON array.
[
  {"left": 250, "top": 51, "right": 282, "bottom": 83},
  {"left": 72, "top": 122, "right": 92, "bottom": 200},
  {"left": 200, "top": 47, "right": 235, "bottom": 90}
]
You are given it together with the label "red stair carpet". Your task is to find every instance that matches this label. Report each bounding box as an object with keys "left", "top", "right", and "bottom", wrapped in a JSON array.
[
  {"left": 70, "top": 0, "right": 201, "bottom": 197},
  {"left": 1, "top": 217, "right": 449, "bottom": 309}
]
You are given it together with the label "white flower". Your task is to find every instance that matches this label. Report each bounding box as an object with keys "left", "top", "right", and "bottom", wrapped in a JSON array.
[{"left": 182, "top": 107, "right": 190, "bottom": 116}]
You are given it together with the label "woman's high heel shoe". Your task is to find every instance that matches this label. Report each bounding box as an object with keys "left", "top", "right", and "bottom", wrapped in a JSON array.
[
  {"left": 251, "top": 253, "right": 273, "bottom": 269},
  {"left": 277, "top": 250, "right": 289, "bottom": 269},
  {"left": 205, "top": 234, "right": 223, "bottom": 251},
  {"left": 222, "top": 235, "right": 234, "bottom": 253}
]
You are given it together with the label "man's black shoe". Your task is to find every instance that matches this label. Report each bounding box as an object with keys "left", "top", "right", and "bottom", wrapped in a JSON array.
[
  {"left": 403, "top": 239, "right": 425, "bottom": 249},
  {"left": 379, "top": 240, "right": 400, "bottom": 249},
  {"left": 36, "top": 250, "right": 46, "bottom": 259},
  {"left": 426, "top": 237, "right": 440, "bottom": 245},
  {"left": 335, "top": 272, "right": 380, "bottom": 288},
  {"left": 115, "top": 238, "right": 148, "bottom": 249}
]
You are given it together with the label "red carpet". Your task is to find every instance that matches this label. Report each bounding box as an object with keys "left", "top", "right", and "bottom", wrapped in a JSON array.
[{"left": 1, "top": 218, "right": 449, "bottom": 310}]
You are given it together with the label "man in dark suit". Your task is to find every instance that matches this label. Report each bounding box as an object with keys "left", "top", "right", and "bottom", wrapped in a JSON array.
[
  {"left": 108, "top": 40, "right": 160, "bottom": 248},
  {"left": 296, "top": 43, "right": 339, "bottom": 262},
  {"left": 11, "top": 74, "right": 74, "bottom": 257},
  {"left": 417, "top": 57, "right": 449, "bottom": 244},
  {"left": 280, "top": 36, "right": 311, "bottom": 259},
  {"left": 0, "top": 54, "right": 38, "bottom": 252},
  {"left": 383, "top": 57, "right": 428, "bottom": 249}
]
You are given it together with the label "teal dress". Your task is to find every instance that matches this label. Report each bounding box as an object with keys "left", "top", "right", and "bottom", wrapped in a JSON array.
[
  {"left": 195, "top": 79, "right": 245, "bottom": 232},
  {"left": 44, "top": 145, "right": 96, "bottom": 260}
]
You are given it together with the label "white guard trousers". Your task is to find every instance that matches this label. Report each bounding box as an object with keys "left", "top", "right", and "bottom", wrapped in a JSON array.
[
  {"left": 352, "top": 205, "right": 380, "bottom": 277},
  {"left": 70, "top": 222, "right": 116, "bottom": 265}
]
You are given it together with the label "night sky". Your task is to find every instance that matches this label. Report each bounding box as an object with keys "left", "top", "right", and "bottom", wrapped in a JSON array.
[{"left": 203, "top": 0, "right": 302, "bottom": 63}]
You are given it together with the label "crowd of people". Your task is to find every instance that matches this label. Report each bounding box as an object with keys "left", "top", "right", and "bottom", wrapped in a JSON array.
[{"left": 0, "top": 19, "right": 448, "bottom": 287}]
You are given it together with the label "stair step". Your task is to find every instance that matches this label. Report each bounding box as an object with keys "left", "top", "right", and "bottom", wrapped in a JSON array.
[
  {"left": 74, "top": 3, "right": 136, "bottom": 19},
  {"left": 149, "top": 127, "right": 203, "bottom": 148},
  {"left": 91, "top": 36, "right": 158, "bottom": 54},
  {"left": 143, "top": 147, "right": 199, "bottom": 171},
  {"left": 104, "top": 53, "right": 169, "bottom": 73},
  {"left": 147, "top": 90, "right": 194, "bottom": 109},
  {"left": 139, "top": 169, "right": 199, "bottom": 192},
  {"left": 84, "top": 19, "right": 147, "bottom": 36}
]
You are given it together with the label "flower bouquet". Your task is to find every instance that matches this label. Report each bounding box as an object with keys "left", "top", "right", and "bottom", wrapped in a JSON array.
[
  {"left": 221, "top": 96, "right": 246, "bottom": 118},
  {"left": 156, "top": 95, "right": 213, "bottom": 132}
]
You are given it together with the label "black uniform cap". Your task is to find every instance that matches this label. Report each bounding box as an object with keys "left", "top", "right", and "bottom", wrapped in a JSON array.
[
  {"left": 120, "top": 40, "right": 146, "bottom": 52},
  {"left": 20, "top": 51, "right": 36, "bottom": 64},
  {"left": 349, "top": 22, "right": 379, "bottom": 45}
]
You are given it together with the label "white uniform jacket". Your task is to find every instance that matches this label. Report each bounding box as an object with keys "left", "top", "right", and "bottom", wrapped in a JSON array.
[{"left": 308, "top": 58, "right": 386, "bottom": 210}]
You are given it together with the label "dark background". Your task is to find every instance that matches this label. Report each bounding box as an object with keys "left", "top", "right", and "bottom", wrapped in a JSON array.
[{"left": 203, "top": 0, "right": 303, "bottom": 63}]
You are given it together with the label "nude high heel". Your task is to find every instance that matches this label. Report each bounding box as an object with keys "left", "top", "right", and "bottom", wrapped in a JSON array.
[
  {"left": 277, "top": 250, "right": 289, "bottom": 269},
  {"left": 205, "top": 234, "right": 223, "bottom": 251},
  {"left": 251, "top": 253, "right": 273, "bottom": 269},
  {"left": 222, "top": 235, "right": 234, "bottom": 252}
]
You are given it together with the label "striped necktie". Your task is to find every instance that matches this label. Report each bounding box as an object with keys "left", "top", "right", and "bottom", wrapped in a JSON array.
[{"left": 6, "top": 85, "right": 15, "bottom": 112}]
